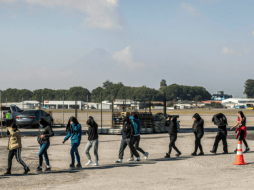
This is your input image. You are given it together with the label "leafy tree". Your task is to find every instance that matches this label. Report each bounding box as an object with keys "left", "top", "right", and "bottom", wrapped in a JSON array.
[
  {"left": 102, "top": 80, "right": 113, "bottom": 89},
  {"left": 244, "top": 79, "right": 254, "bottom": 98},
  {"left": 160, "top": 79, "right": 167, "bottom": 90}
]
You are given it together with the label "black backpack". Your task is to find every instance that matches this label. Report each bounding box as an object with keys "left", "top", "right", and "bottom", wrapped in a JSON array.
[{"left": 212, "top": 113, "right": 227, "bottom": 126}]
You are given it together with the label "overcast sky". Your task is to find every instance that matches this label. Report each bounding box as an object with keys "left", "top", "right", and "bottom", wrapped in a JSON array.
[{"left": 0, "top": 0, "right": 253, "bottom": 97}]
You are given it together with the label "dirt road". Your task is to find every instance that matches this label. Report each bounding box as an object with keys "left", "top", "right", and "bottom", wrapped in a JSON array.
[{"left": 1, "top": 130, "right": 254, "bottom": 190}]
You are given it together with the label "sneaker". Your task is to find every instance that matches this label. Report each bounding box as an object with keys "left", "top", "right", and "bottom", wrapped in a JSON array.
[
  {"left": 70, "top": 164, "right": 75, "bottom": 170},
  {"left": 93, "top": 161, "right": 99, "bottom": 166},
  {"left": 144, "top": 152, "right": 149, "bottom": 159},
  {"left": 175, "top": 152, "right": 181, "bottom": 157},
  {"left": 36, "top": 166, "right": 42, "bottom": 172},
  {"left": 243, "top": 147, "right": 250, "bottom": 153},
  {"left": 86, "top": 160, "right": 93, "bottom": 166},
  {"left": 44, "top": 166, "right": 51, "bottom": 172},
  {"left": 115, "top": 159, "right": 123, "bottom": 163},
  {"left": 23, "top": 167, "right": 30, "bottom": 175},
  {"left": 210, "top": 150, "right": 216, "bottom": 154},
  {"left": 164, "top": 153, "right": 170, "bottom": 158},
  {"left": 127, "top": 157, "right": 134, "bottom": 161},
  {"left": 4, "top": 170, "right": 11, "bottom": 175},
  {"left": 198, "top": 152, "right": 204, "bottom": 156},
  {"left": 191, "top": 152, "right": 197, "bottom": 156},
  {"left": 76, "top": 164, "right": 82, "bottom": 169},
  {"left": 136, "top": 157, "right": 141, "bottom": 161}
]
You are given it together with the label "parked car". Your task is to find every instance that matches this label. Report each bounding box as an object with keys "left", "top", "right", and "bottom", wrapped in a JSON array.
[
  {"left": 16, "top": 110, "right": 53, "bottom": 128},
  {"left": 1, "top": 105, "right": 23, "bottom": 126}
]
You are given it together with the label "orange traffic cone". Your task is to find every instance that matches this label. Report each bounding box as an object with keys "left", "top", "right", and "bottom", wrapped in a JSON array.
[{"left": 232, "top": 140, "right": 248, "bottom": 165}]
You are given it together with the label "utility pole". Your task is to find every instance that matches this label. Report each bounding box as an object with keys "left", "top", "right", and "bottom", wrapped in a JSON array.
[
  {"left": 22, "top": 97, "right": 24, "bottom": 110},
  {"left": 75, "top": 96, "right": 77, "bottom": 119},
  {"left": 63, "top": 95, "right": 64, "bottom": 126},
  {"left": 87, "top": 94, "right": 88, "bottom": 118},
  {"left": 101, "top": 92, "right": 102, "bottom": 129},
  {"left": 164, "top": 92, "right": 166, "bottom": 116},
  {"left": 0, "top": 90, "right": 2, "bottom": 137},
  {"left": 6, "top": 97, "right": 7, "bottom": 106}
]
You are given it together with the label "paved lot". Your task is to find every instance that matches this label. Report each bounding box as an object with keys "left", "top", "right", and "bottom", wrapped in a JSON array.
[{"left": 1, "top": 129, "right": 254, "bottom": 190}]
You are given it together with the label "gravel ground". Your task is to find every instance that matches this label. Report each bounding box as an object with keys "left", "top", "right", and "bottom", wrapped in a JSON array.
[{"left": 1, "top": 129, "right": 254, "bottom": 190}]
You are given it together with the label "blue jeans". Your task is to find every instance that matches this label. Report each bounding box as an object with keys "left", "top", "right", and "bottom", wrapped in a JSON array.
[
  {"left": 39, "top": 142, "right": 50, "bottom": 166},
  {"left": 71, "top": 143, "right": 81, "bottom": 165}
]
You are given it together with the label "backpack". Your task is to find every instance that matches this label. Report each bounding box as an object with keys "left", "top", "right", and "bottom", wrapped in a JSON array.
[{"left": 212, "top": 113, "right": 227, "bottom": 126}]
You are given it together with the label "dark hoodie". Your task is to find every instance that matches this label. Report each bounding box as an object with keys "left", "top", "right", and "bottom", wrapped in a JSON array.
[
  {"left": 192, "top": 113, "right": 204, "bottom": 135},
  {"left": 168, "top": 116, "right": 178, "bottom": 135},
  {"left": 37, "top": 118, "right": 54, "bottom": 145},
  {"left": 87, "top": 116, "right": 98, "bottom": 141},
  {"left": 123, "top": 116, "right": 134, "bottom": 139}
]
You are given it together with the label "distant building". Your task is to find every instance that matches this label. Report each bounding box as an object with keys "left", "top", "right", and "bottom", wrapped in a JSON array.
[
  {"left": 222, "top": 98, "right": 254, "bottom": 109},
  {"left": 212, "top": 91, "right": 232, "bottom": 100}
]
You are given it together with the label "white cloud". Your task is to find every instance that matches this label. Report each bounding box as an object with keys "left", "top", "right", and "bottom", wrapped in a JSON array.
[
  {"left": 1, "top": 0, "right": 124, "bottom": 29},
  {"left": 252, "top": 31, "right": 254, "bottom": 36},
  {"left": 112, "top": 46, "right": 145, "bottom": 69},
  {"left": 180, "top": 3, "right": 201, "bottom": 17},
  {"left": 221, "top": 47, "right": 242, "bottom": 56}
]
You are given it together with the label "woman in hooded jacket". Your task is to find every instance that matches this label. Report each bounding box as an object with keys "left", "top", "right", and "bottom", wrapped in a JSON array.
[
  {"left": 191, "top": 113, "right": 204, "bottom": 156},
  {"left": 62, "top": 117, "right": 82, "bottom": 169},
  {"left": 37, "top": 118, "right": 54, "bottom": 172},
  {"left": 230, "top": 111, "right": 250, "bottom": 153},
  {"left": 85, "top": 116, "right": 99, "bottom": 166},
  {"left": 165, "top": 115, "right": 181, "bottom": 158}
]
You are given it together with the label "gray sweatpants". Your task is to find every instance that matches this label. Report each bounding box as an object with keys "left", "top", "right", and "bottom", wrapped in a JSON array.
[{"left": 85, "top": 139, "right": 99, "bottom": 161}]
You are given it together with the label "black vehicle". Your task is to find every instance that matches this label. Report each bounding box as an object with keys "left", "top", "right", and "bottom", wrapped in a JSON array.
[{"left": 16, "top": 110, "right": 53, "bottom": 128}]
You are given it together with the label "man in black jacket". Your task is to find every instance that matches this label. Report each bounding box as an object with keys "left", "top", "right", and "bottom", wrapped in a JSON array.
[
  {"left": 210, "top": 113, "right": 228, "bottom": 154},
  {"left": 115, "top": 116, "right": 140, "bottom": 163},
  {"left": 165, "top": 115, "right": 181, "bottom": 158},
  {"left": 191, "top": 113, "right": 204, "bottom": 156}
]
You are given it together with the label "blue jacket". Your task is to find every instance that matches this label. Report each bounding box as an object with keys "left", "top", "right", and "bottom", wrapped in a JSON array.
[
  {"left": 64, "top": 123, "right": 82, "bottom": 145},
  {"left": 129, "top": 116, "right": 140, "bottom": 135}
]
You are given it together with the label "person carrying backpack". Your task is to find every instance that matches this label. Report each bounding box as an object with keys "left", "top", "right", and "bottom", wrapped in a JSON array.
[
  {"left": 210, "top": 113, "right": 228, "bottom": 154},
  {"left": 165, "top": 115, "right": 181, "bottom": 158},
  {"left": 230, "top": 111, "right": 250, "bottom": 153},
  {"left": 191, "top": 113, "right": 204, "bottom": 156},
  {"left": 115, "top": 116, "right": 140, "bottom": 163},
  {"left": 36, "top": 118, "right": 54, "bottom": 172},
  {"left": 4, "top": 123, "right": 30, "bottom": 175},
  {"left": 62, "top": 117, "right": 82, "bottom": 169},
  {"left": 85, "top": 116, "right": 99, "bottom": 166}
]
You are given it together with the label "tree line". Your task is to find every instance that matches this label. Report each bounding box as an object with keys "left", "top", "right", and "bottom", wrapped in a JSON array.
[{"left": 0, "top": 80, "right": 213, "bottom": 103}]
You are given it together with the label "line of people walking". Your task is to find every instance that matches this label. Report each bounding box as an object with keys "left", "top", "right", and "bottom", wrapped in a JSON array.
[
  {"left": 165, "top": 111, "right": 250, "bottom": 158},
  {"left": 3, "top": 111, "right": 250, "bottom": 175}
]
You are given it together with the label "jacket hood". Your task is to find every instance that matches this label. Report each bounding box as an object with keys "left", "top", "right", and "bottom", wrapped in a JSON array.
[
  {"left": 193, "top": 113, "right": 201, "bottom": 121},
  {"left": 38, "top": 118, "right": 49, "bottom": 127}
]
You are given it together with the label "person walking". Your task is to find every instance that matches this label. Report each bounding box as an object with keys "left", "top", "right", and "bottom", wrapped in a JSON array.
[
  {"left": 210, "top": 113, "right": 228, "bottom": 154},
  {"left": 62, "top": 117, "right": 82, "bottom": 169},
  {"left": 115, "top": 116, "right": 140, "bottom": 163},
  {"left": 4, "top": 123, "right": 30, "bottom": 175},
  {"left": 36, "top": 118, "right": 54, "bottom": 172},
  {"left": 230, "top": 111, "right": 250, "bottom": 153},
  {"left": 191, "top": 113, "right": 204, "bottom": 156},
  {"left": 165, "top": 115, "right": 181, "bottom": 158},
  {"left": 128, "top": 114, "right": 149, "bottom": 161},
  {"left": 85, "top": 116, "right": 99, "bottom": 166}
]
